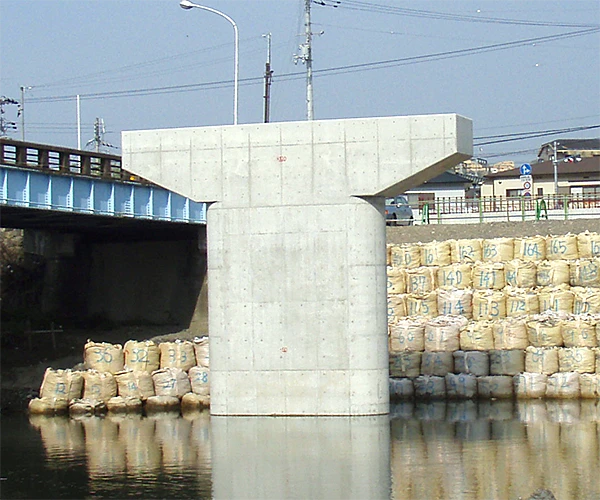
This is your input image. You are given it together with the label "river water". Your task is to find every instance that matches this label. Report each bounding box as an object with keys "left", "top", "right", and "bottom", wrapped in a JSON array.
[{"left": 1, "top": 400, "right": 599, "bottom": 500}]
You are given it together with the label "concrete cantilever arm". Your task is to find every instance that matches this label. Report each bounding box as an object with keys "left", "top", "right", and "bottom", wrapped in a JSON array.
[{"left": 123, "top": 113, "right": 472, "bottom": 416}]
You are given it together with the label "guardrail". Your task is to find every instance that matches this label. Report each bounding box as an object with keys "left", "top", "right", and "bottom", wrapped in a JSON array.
[
  {"left": 416, "top": 194, "right": 600, "bottom": 225},
  {"left": 0, "top": 138, "right": 146, "bottom": 184}
]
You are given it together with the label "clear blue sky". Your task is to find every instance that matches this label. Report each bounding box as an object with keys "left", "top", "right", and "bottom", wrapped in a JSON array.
[{"left": 1, "top": 0, "right": 599, "bottom": 166}]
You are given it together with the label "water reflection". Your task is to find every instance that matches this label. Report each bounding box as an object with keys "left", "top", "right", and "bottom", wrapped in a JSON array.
[{"left": 17, "top": 400, "right": 600, "bottom": 499}]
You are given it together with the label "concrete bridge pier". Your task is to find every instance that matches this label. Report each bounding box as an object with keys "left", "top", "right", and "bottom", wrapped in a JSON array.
[{"left": 123, "top": 114, "right": 472, "bottom": 416}]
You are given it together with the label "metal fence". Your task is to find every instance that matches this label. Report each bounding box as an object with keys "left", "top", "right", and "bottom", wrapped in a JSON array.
[{"left": 416, "top": 194, "right": 600, "bottom": 225}]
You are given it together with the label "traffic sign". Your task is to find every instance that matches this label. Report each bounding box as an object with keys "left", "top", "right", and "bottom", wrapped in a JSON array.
[{"left": 520, "top": 163, "right": 532, "bottom": 175}]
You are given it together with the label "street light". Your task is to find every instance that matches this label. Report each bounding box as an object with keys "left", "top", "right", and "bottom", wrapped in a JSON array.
[{"left": 180, "top": 0, "right": 239, "bottom": 125}]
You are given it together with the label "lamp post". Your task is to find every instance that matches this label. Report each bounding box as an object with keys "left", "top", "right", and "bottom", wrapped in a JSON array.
[{"left": 180, "top": 0, "right": 239, "bottom": 125}]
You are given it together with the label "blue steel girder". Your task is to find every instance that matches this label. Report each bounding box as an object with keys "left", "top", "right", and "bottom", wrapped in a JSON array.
[{"left": 0, "top": 165, "right": 206, "bottom": 224}]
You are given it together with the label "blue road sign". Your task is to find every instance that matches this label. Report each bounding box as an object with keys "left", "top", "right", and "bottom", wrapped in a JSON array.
[{"left": 520, "top": 163, "right": 532, "bottom": 175}]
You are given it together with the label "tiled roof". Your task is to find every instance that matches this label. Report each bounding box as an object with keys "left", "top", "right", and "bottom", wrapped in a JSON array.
[{"left": 485, "top": 156, "right": 600, "bottom": 179}]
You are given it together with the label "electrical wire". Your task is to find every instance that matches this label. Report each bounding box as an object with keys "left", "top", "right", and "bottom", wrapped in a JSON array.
[{"left": 474, "top": 125, "right": 600, "bottom": 146}]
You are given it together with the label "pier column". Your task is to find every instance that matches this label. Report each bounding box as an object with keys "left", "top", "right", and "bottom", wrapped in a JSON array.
[{"left": 123, "top": 114, "right": 472, "bottom": 415}]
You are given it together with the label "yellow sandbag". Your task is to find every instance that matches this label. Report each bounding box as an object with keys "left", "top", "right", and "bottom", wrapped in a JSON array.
[
  {"left": 84, "top": 341, "right": 125, "bottom": 374},
  {"left": 437, "top": 263, "right": 472, "bottom": 289},
  {"left": 482, "top": 237, "right": 514, "bottom": 262},
  {"left": 505, "top": 287, "right": 540, "bottom": 317},
  {"left": 572, "top": 287, "right": 600, "bottom": 315},
  {"left": 152, "top": 367, "right": 191, "bottom": 398},
  {"left": 546, "top": 233, "right": 579, "bottom": 260},
  {"left": 546, "top": 372, "right": 580, "bottom": 399},
  {"left": 82, "top": 370, "right": 117, "bottom": 402},
  {"left": 579, "top": 374, "right": 600, "bottom": 398},
  {"left": 389, "top": 317, "right": 426, "bottom": 353},
  {"left": 406, "top": 292, "right": 438, "bottom": 318},
  {"left": 561, "top": 315, "right": 597, "bottom": 348},
  {"left": 159, "top": 341, "right": 196, "bottom": 371},
  {"left": 576, "top": 231, "right": 600, "bottom": 258},
  {"left": 527, "top": 315, "right": 563, "bottom": 347},
  {"left": 387, "top": 294, "right": 407, "bottom": 323},
  {"left": 504, "top": 260, "right": 537, "bottom": 288},
  {"left": 514, "top": 236, "right": 546, "bottom": 261},
  {"left": 569, "top": 258, "right": 600, "bottom": 287},
  {"left": 389, "top": 243, "right": 421, "bottom": 268},
  {"left": 39, "top": 368, "right": 84, "bottom": 401},
  {"left": 115, "top": 370, "right": 155, "bottom": 400},
  {"left": 472, "top": 289, "right": 506, "bottom": 321},
  {"left": 437, "top": 288, "right": 473, "bottom": 318},
  {"left": 514, "top": 372, "right": 548, "bottom": 399},
  {"left": 188, "top": 366, "right": 210, "bottom": 397},
  {"left": 387, "top": 267, "right": 406, "bottom": 294},
  {"left": 123, "top": 340, "right": 160, "bottom": 373},
  {"left": 450, "top": 238, "right": 482, "bottom": 264},
  {"left": 538, "top": 286, "right": 574, "bottom": 314},
  {"left": 525, "top": 347, "right": 559, "bottom": 374},
  {"left": 181, "top": 392, "right": 210, "bottom": 411},
  {"left": 493, "top": 317, "right": 528, "bottom": 350},
  {"left": 193, "top": 336, "right": 210, "bottom": 368},
  {"left": 558, "top": 348, "right": 596, "bottom": 373},
  {"left": 459, "top": 321, "right": 494, "bottom": 351},
  {"left": 28, "top": 397, "right": 69, "bottom": 415},
  {"left": 536, "top": 260, "right": 570, "bottom": 287},
  {"left": 420, "top": 240, "right": 451, "bottom": 267},
  {"left": 424, "top": 316, "right": 464, "bottom": 352},
  {"left": 106, "top": 396, "right": 143, "bottom": 414},
  {"left": 405, "top": 266, "right": 437, "bottom": 296},
  {"left": 472, "top": 262, "right": 505, "bottom": 290}
]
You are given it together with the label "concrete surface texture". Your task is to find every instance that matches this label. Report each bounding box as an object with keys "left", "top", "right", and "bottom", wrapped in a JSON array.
[{"left": 123, "top": 114, "right": 473, "bottom": 415}]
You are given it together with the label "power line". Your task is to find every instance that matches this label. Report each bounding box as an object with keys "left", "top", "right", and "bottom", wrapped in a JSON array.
[
  {"left": 474, "top": 125, "right": 600, "bottom": 146},
  {"left": 26, "top": 27, "right": 598, "bottom": 104}
]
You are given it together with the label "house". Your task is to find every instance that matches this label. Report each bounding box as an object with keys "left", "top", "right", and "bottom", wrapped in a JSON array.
[
  {"left": 481, "top": 156, "right": 600, "bottom": 197},
  {"left": 404, "top": 171, "right": 480, "bottom": 207},
  {"left": 537, "top": 138, "right": 600, "bottom": 162}
]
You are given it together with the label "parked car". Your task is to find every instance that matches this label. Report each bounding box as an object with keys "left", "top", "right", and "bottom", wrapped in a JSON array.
[{"left": 385, "top": 195, "right": 414, "bottom": 226}]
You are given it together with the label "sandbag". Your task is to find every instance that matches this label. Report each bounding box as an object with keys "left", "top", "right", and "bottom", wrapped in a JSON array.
[
  {"left": 514, "top": 373, "right": 548, "bottom": 399},
  {"left": 513, "top": 236, "right": 546, "bottom": 261},
  {"left": 561, "top": 315, "right": 597, "bottom": 347},
  {"left": 505, "top": 287, "right": 540, "bottom": 317},
  {"left": 152, "top": 367, "right": 192, "bottom": 398},
  {"left": 492, "top": 317, "right": 529, "bottom": 350},
  {"left": 123, "top": 340, "right": 160, "bottom": 373},
  {"left": 181, "top": 392, "right": 210, "bottom": 411},
  {"left": 571, "top": 287, "right": 600, "bottom": 315},
  {"left": 538, "top": 286, "right": 573, "bottom": 315},
  {"left": 420, "top": 240, "right": 451, "bottom": 267},
  {"left": 28, "top": 397, "right": 69, "bottom": 415},
  {"left": 437, "top": 288, "right": 473, "bottom": 318},
  {"left": 482, "top": 237, "right": 514, "bottom": 263},
  {"left": 450, "top": 239, "right": 482, "bottom": 264},
  {"left": 477, "top": 376, "right": 513, "bottom": 399},
  {"left": 114, "top": 370, "right": 155, "bottom": 400},
  {"left": 437, "top": 263, "right": 472, "bottom": 289},
  {"left": 405, "top": 266, "right": 437, "bottom": 296},
  {"left": 69, "top": 398, "right": 107, "bottom": 416},
  {"left": 159, "top": 341, "right": 196, "bottom": 371},
  {"left": 525, "top": 347, "right": 559, "bottom": 374},
  {"left": 39, "top": 368, "right": 84, "bottom": 401},
  {"left": 82, "top": 370, "right": 118, "bottom": 402},
  {"left": 84, "top": 341, "right": 124, "bottom": 374},
  {"left": 420, "top": 351, "right": 454, "bottom": 376},
  {"left": 504, "top": 260, "right": 537, "bottom": 288},
  {"left": 193, "top": 337, "right": 210, "bottom": 368},
  {"left": 472, "top": 262, "right": 505, "bottom": 290},
  {"left": 413, "top": 376, "right": 446, "bottom": 399},
  {"left": 445, "top": 373, "right": 477, "bottom": 399},
  {"left": 387, "top": 267, "right": 406, "bottom": 294},
  {"left": 489, "top": 350, "right": 525, "bottom": 376},
  {"left": 188, "top": 366, "right": 210, "bottom": 397},
  {"left": 536, "top": 260, "right": 570, "bottom": 287},
  {"left": 577, "top": 231, "right": 600, "bottom": 258},
  {"left": 389, "top": 378, "right": 415, "bottom": 400},
  {"left": 145, "top": 395, "right": 181, "bottom": 412},
  {"left": 387, "top": 294, "right": 408, "bottom": 323},
  {"left": 406, "top": 292, "right": 438, "bottom": 318},
  {"left": 527, "top": 315, "right": 563, "bottom": 347},
  {"left": 558, "top": 347, "right": 596, "bottom": 373},
  {"left": 459, "top": 321, "right": 494, "bottom": 351},
  {"left": 389, "top": 243, "right": 421, "bottom": 268},
  {"left": 472, "top": 289, "right": 506, "bottom": 321},
  {"left": 106, "top": 396, "right": 143, "bottom": 414},
  {"left": 389, "top": 352, "right": 422, "bottom": 378},
  {"left": 388, "top": 318, "right": 425, "bottom": 353},
  {"left": 546, "top": 372, "right": 580, "bottom": 399},
  {"left": 570, "top": 258, "right": 600, "bottom": 287},
  {"left": 546, "top": 233, "right": 579, "bottom": 260},
  {"left": 579, "top": 374, "right": 600, "bottom": 398},
  {"left": 424, "top": 316, "right": 464, "bottom": 351},
  {"left": 453, "top": 350, "right": 489, "bottom": 376}
]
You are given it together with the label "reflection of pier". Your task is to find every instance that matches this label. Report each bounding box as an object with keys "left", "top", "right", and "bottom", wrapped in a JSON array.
[{"left": 27, "top": 400, "right": 600, "bottom": 499}]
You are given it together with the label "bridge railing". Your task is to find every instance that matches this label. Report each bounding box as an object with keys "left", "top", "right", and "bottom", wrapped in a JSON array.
[
  {"left": 416, "top": 193, "right": 600, "bottom": 224},
  {"left": 0, "top": 138, "right": 147, "bottom": 184}
]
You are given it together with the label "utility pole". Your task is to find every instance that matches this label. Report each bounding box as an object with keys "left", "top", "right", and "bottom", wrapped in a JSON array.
[
  {"left": 294, "top": 0, "right": 314, "bottom": 120},
  {"left": 86, "top": 118, "right": 115, "bottom": 153},
  {"left": 0, "top": 96, "right": 19, "bottom": 137},
  {"left": 553, "top": 140, "right": 559, "bottom": 194},
  {"left": 262, "top": 33, "right": 273, "bottom": 123},
  {"left": 20, "top": 86, "right": 32, "bottom": 141}
]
